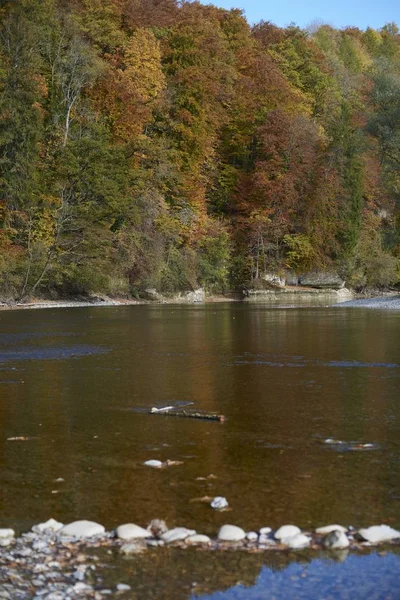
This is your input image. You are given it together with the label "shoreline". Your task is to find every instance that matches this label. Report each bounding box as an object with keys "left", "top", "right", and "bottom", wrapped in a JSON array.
[{"left": 1, "top": 289, "right": 400, "bottom": 312}]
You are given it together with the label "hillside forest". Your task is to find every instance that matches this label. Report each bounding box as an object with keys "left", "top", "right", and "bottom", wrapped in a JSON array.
[{"left": 1, "top": 0, "right": 400, "bottom": 301}]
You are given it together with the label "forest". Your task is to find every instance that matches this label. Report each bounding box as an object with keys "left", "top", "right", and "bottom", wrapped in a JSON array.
[{"left": 1, "top": 0, "right": 400, "bottom": 301}]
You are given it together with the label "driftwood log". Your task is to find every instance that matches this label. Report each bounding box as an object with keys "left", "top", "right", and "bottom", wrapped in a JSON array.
[{"left": 149, "top": 408, "right": 225, "bottom": 422}]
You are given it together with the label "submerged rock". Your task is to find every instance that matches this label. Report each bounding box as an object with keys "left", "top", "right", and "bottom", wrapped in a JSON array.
[
  {"left": 161, "top": 528, "right": 196, "bottom": 544},
  {"left": 322, "top": 530, "right": 350, "bottom": 549},
  {"left": 218, "top": 525, "right": 246, "bottom": 542},
  {"left": 358, "top": 525, "right": 400, "bottom": 544},
  {"left": 316, "top": 524, "right": 347, "bottom": 534},
  {"left": 120, "top": 542, "right": 146, "bottom": 555},
  {"left": 274, "top": 525, "right": 301, "bottom": 541},
  {"left": 59, "top": 520, "right": 105, "bottom": 538},
  {"left": 116, "top": 524, "right": 151, "bottom": 540}
]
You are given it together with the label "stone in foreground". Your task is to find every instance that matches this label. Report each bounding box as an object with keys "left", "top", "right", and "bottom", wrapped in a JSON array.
[
  {"left": 185, "top": 534, "right": 211, "bottom": 544},
  {"left": 116, "top": 524, "right": 151, "bottom": 540},
  {"left": 316, "top": 524, "right": 347, "bottom": 535},
  {"left": 32, "top": 518, "right": 64, "bottom": 534},
  {"left": 161, "top": 528, "right": 196, "bottom": 544},
  {"left": 218, "top": 525, "right": 246, "bottom": 542},
  {"left": 0, "top": 529, "right": 14, "bottom": 539},
  {"left": 120, "top": 542, "right": 146, "bottom": 555},
  {"left": 284, "top": 533, "right": 311, "bottom": 549},
  {"left": 274, "top": 525, "right": 301, "bottom": 541},
  {"left": 59, "top": 520, "right": 105, "bottom": 538},
  {"left": 358, "top": 525, "right": 400, "bottom": 544},
  {"left": 322, "top": 530, "right": 349, "bottom": 549}
]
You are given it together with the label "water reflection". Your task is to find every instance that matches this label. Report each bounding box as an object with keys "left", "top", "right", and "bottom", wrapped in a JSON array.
[{"left": 0, "top": 304, "right": 399, "bottom": 536}]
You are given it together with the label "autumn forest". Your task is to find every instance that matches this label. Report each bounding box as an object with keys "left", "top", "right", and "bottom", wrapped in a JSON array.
[{"left": 1, "top": 0, "right": 400, "bottom": 301}]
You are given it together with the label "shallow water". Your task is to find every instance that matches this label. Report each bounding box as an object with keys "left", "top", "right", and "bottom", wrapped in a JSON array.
[{"left": 0, "top": 302, "right": 399, "bottom": 596}]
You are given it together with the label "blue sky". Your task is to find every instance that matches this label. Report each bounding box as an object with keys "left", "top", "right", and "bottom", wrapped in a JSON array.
[{"left": 198, "top": 0, "right": 400, "bottom": 30}]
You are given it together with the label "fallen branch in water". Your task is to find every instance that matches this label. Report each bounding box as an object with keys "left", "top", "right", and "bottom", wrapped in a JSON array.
[{"left": 149, "top": 408, "right": 225, "bottom": 422}]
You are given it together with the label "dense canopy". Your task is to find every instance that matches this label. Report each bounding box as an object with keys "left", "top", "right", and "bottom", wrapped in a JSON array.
[{"left": 1, "top": 0, "right": 399, "bottom": 300}]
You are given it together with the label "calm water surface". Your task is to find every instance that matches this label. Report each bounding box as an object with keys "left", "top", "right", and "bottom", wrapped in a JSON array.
[{"left": 0, "top": 302, "right": 399, "bottom": 598}]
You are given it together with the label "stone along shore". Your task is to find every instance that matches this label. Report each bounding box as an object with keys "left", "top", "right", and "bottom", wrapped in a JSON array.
[{"left": 0, "top": 519, "right": 399, "bottom": 599}]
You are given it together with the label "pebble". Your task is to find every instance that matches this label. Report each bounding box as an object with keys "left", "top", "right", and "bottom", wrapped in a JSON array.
[
  {"left": 185, "top": 534, "right": 211, "bottom": 545},
  {"left": 218, "top": 525, "right": 246, "bottom": 542},
  {"left": 274, "top": 525, "right": 301, "bottom": 541},
  {"left": 358, "top": 525, "right": 400, "bottom": 544},
  {"left": 59, "top": 520, "right": 105, "bottom": 538},
  {"left": 116, "top": 583, "right": 131, "bottom": 592},
  {"left": 316, "top": 524, "right": 347, "bottom": 534},
  {"left": 284, "top": 533, "right": 311, "bottom": 549},
  {"left": 32, "top": 519, "right": 64, "bottom": 534},
  {"left": 259, "top": 527, "right": 272, "bottom": 535},
  {"left": 210, "top": 497, "right": 229, "bottom": 510},
  {"left": 246, "top": 532, "right": 258, "bottom": 542},
  {"left": 120, "top": 542, "right": 146, "bottom": 555},
  {"left": 144, "top": 460, "right": 163, "bottom": 468},
  {"left": 161, "top": 528, "right": 196, "bottom": 544},
  {"left": 0, "top": 529, "right": 14, "bottom": 539},
  {"left": 322, "top": 530, "right": 350, "bottom": 549},
  {"left": 116, "top": 524, "right": 151, "bottom": 540}
]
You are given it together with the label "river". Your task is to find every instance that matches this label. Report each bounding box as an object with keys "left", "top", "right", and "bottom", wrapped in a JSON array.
[{"left": 0, "top": 302, "right": 399, "bottom": 598}]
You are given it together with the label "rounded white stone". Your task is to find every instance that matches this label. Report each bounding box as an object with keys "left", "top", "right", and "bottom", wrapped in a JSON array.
[
  {"left": 246, "top": 531, "right": 258, "bottom": 542},
  {"left": 259, "top": 527, "right": 272, "bottom": 535},
  {"left": 284, "top": 533, "right": 311, "bottom": 549},
  {"left": 0, "top": 529, "right": 14, "bottom": 539},
  {"left": 59, "top": 520, "right": 105, "bottom": 538},
  {"left": 116, "top": 524, "right": 151, "bottom": 540},
  {"left": 144, "top": 460, "right": 163, "bottom": 468},
  {"left": 218, "top": 525, "right": 246, "bottom": 542},
  {"left": 160, "top": 527, "right": 196, "bottom": 543},
  {"left": 358, "top": 525, "right": 400, "bottom": 544},
  {"left": 32, "top": 519, "right": 64, "bottom": 534},
  {"left": 185, "top": 534, "right": 211, "bottom": 544},
  {"left": 316, "top": 524, "right": 347, "bottom": 534},
  {"left": 274, "top": 525, "right": 301, "bottom": 541},
  {"left": 323, "top": 530, "right": 350, "bottom": 549}
]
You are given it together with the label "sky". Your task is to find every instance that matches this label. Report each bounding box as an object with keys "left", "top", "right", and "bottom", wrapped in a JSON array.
[{"left": 198, "top": 0, "right": 400, "bottom": 30}]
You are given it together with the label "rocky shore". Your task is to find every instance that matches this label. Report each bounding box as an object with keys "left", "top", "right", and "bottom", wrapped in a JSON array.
[
  {"left": 336, "top": 294, "right": 400, "bottom": 309},
  {"left": 1, "top": 519, "right": 399, "bottom": 599}
]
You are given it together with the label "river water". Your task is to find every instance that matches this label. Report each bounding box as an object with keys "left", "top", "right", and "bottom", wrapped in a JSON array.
[{"left": 0, "top": 302, "right": 399, "bottom": 598}]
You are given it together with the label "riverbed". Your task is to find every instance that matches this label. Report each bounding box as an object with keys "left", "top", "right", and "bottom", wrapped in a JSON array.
[{"left": 0, "top": 301, "right": 399, "bottom": 598}]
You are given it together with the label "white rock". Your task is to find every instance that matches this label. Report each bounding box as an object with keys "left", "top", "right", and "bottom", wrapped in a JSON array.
[
  {"left": 144, "top": 460, "right": 163, "bottom": 468},
  {"left": 284, "top": 533, "right": 311, "bottom": 549},
  {"left": 274, "top": 525, "right": 301, "bottom": 541},
  {"left": 160, "top": 527, "right": 196, "bottom": 544},
  {"left": 246, "top": 531, "right": 258, "bottom": 542},
  {"left": 117, "top": 584, "right": 131, "bottom": 592},
  {"left": 120, "top": 542, "right": 146, "bottom": 555},
  {"left": 185, "top": 534, "right": 211, "bottom": 544},
  {"left": 73, "top": 582, "right": 93, "bottom": 593},
  {"left": 116, "top": 524, "right": 151, "bottom": 540},
  {"left": 218, "top": 525, "right": 246, "bottom": 542},
  {"left": 0, "top": 539, "right": 12, "bottom": 547},
  {"left": 32, "top": 518, "right": 64, "bottom": 534},
  {"left": 0, "top": 529, "right": 14, "bottom": 539},
  {"left": 210, "top": 497, "right": 229, "bottom": 510},
  {"left": 316, "top": 524, "right": 347, "bottom": 534},
  {"left": 322, "top": 530, "right": 350, "bottom": 549},
  {"left": 59, "top": 520, "right": 105, "bottom": 538},
  {"left": 259, "top": 527, "right": 272, "bottom": 535},
  {"left": 259, "top": 533, "right": 276, "bottom": 545},
  {"left": 358, "top": 525, "right": 400, "bottom": 544}
]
